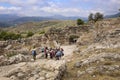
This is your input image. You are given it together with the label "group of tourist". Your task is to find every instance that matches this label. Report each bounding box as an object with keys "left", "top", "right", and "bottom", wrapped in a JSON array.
[{"left": 31, "top": 47, "right": 64, "bottom": 61}]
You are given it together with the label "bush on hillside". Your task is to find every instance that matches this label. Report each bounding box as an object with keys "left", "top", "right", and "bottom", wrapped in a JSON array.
[
  {"left": 69, "top": 35, "right": 79, "bottom": 43},
  {"left": 39, "top": 30, "right": 45, "bottom": 34},
  {"left": 0, "top": 31, "right": 22, "bottom": 40},
  {"left": 77, "top": 18, "right": 84, "bottom": 25},
  {"left": 27, "top": 31, "right": 34, "bottom": 37}
]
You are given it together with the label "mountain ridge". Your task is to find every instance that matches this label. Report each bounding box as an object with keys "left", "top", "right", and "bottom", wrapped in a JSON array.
[{"left": 0, "top": 12, "right": 120, "bottom": 27}]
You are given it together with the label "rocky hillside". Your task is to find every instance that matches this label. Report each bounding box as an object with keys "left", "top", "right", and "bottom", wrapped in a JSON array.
[
  {"left": 62, "top": 18, "right": 120, "bottom": 80},
  {"left": 0, "top": 17, "right": 120, "bottom": 80}
]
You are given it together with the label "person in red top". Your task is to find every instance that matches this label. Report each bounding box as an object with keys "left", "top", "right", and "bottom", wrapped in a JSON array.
[{"left": 49, "top": 48, "right": 54, "bottom": 59}]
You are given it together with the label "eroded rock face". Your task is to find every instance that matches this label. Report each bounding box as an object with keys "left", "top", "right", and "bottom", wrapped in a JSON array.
[
  {"left": 75, "top": 53, "right": 120, "bottom": 67},
  {"left": 0, "top": 54, "right": 31, "bottom": 66},
  {"left": 0, "top": 60, "right": 66, "bottom": 80},
  {"left": 77, "top": 65, "right": 120, "bottom": 77}
]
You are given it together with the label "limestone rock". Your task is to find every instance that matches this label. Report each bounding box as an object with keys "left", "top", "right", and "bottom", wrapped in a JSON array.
[
  {"left": 45, "top": 72, "right": 55, "bottom": 79},
  {"left": 17, "top": 72, "right": 25, "bottom": 79},
  {"left": 74, "top": 62, "right": 81, "bottom": 68},
  {"left": 77, "top": 70, "right": 85, "bottom": 77},
  {"left": 10, "top": 76, "right": 19, "bottom": 80},
  {"left": 0, "top": 77, "right": 10, "bottom": 80},
  {"left": 37, "top": 77, "right": 45, "bottom": 80}
]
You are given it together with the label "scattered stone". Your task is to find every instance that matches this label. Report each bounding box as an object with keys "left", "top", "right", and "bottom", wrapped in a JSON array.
[
  {"left": 4, "top": 45, "right": 12, "bottom": 50},
  {"left": 92, "top": 75, "right": 96, "bottom": 78},
  {"left": 74, "top": 62, "right": 81, "bottom": 68},
  {"left": 77, "top": 70, "right": 85, "bottom": 77},
  {"left": 86, "top": 67, "right": 96, "bottom": 74},
  {"left": 17, "top": 72, "right": 25, "bottom": 79},
  {"left": 10, "top": 75, "right": 19, "bottom": 80},
  {"left": 37, "top": 77, "right": 45, "bottom": 80},
  {"left": 45, "top": 72, "right": 55, "bottom": 79}
]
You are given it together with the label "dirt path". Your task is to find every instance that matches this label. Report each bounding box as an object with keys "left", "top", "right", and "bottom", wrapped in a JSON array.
[{"left": 61, "top": 45, "right": 76, "bottom": 60}]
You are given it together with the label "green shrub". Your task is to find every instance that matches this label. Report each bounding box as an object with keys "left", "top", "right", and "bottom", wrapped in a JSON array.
[
  {"left": 6, "top": 52, "right": 17, "bottom": 57},
  {"left": 27, "top": 31, "right": 34, "bottom": 37},
  {"left": 69, "top": 35, "right": 79, "bottom": 43},
  {"left": 39, "top": 30, "right": 45, "bottom": 34},
  {"left": 77, "top": 18, "right": 84, "bottom": 25},
  {"left": 0, "top": 31, "right": 22, "bottom": 40}
]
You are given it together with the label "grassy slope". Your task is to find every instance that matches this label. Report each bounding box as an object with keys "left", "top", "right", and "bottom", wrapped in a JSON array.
[{"left": 4, "top": 20, "right": 76, "bottom": 33}]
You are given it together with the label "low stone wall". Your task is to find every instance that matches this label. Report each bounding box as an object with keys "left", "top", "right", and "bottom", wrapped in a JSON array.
[{"left": 0, "top": 60, "right": 66, "bottom": 80}]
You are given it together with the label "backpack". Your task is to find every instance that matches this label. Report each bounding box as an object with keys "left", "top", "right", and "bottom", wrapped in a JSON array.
[
  {"left": 41, "top": 48, "right": 44, "bottom": 52},
  {"left": 32, "top": 50, "right": 36, "bottom": 56}
]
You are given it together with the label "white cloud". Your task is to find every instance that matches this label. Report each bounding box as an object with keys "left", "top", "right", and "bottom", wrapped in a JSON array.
[
  {"left": 38, "top": 2, "right": 84, "bottom": 17},
  {"left": 111, "top": 0, "right": 120, "bottom": 4},
  {"left": 0, "top": 0, "right": 119, "bottom": 17},
  {"left": 0, "top": 6, "right": 21, "bottom": 10},
  {"left": 0, "top": 6, "right": 21, "bottom": 14}
]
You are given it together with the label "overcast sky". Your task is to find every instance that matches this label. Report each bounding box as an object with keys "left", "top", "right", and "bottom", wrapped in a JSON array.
[{"left": 0, "top": 0, "right": 120, "bottom": 17}]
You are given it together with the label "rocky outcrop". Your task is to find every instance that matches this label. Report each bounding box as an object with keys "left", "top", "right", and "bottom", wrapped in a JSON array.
[
  {"left": 75, "top": 53, "right": 120, "bottom": 67},
  {"left": 0, "top": 60, "right": 66, "bottom": 80},
  {"left": 77, "top": 65, "right": 120, "bottom": 77},
  {"left": 0, "top": 54, "right": 31, "bottom": 66}
]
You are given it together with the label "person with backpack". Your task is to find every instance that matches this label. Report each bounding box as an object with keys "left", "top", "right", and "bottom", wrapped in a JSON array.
[
  {"left": 44, "top": 47, "right": 49, "bottom": 59},
  {"left": 55, "top": 49, "right": 62, "bottom": 60},
  {"left": 31, "top": 47, "right": 37, "bottom": 61},
  {"left": 40, "top": 47, "right": 45, "bottom": 58},
  {"left": 41, "top": 47, "right": 44, "bottom": 53},
  {"left": 60, "top": 48, "right": 64, "bottom": 56}
]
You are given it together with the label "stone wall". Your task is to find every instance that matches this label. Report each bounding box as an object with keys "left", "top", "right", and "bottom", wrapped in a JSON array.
[
  {"left": 46, "top": 26, "right": 90, "bottom": 45},
  {"left": 0, "top": 60, "right": 66, "bottom": 80}
]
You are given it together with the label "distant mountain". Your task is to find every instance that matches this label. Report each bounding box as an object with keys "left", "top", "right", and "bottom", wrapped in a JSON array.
[
  {"left": 12, "top": 17, "right": 55, "bottom": 24},
  {"left": 0, "top": 14, "right": 55, "bottom": 27},
  {"left": 0, "top": 14, "right": 87, "bottom": 27},
  {"left": 105, "top": 12, "right": 120, "bottom": 18},
  {"left": 50, "top": 15, "right": 87, "bottom": 21},
  {"left": 0, "top": 14, "right": 20, "bottom": 22},
  {"left": 1, "top": 12, "right": 120, "bottom": 27},
  {"left": 0, "top": 14, "right": 20, "bottom": 27}
]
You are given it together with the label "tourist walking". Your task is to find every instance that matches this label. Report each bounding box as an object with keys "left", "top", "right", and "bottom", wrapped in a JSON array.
[{"left": 31, "top": 47, "right": 37, "bottom": 61}]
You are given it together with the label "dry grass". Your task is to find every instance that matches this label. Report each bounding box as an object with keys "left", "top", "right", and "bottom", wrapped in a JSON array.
[
  {"left": 4, "top": 20, "right": 76, "bottom": 34},
  {"left": 62, "top": 45, "right": 120, "bottom": 80}
]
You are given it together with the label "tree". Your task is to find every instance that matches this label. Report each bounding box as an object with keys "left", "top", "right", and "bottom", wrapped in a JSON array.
[
  {"left": 88, "top": 13, "right": 94, "bottom": 21},
  {"left": 94, "top": 12, "right": 103, "bottom": 22},
  {"left": 77, "top": 18, "right": 84, "bottom": 25},
  {"left": 88, "top": 12, "right": 104, "bottom": 22}
]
